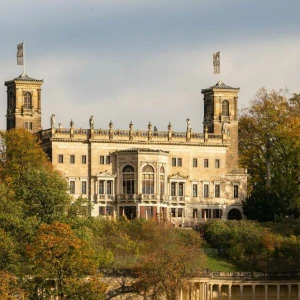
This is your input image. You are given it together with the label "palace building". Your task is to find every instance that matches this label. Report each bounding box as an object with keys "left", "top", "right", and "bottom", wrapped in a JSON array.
[{"left": 4, "top": 72, "right": 248, "bottom": 226}]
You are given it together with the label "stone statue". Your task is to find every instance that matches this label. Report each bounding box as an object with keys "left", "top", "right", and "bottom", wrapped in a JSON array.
[
  {"left": 50, "top": 114, "right": 55, "bottom": 128},
  {"left": 186, "top": 118, "right": 191, "bottom": 131},
  {"left": 89, "top": 115, "right": 94, "bottom": 129},
  {"left": 222, "top": 122, "right": 226, "bottom": 134}
]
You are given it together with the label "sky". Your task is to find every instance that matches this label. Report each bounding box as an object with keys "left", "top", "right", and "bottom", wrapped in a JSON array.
[{"left": 0, "top": 0, "right": 299, "bottom": 132}]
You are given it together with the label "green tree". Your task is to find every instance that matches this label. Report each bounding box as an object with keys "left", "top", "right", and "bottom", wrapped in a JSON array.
[{"left": 239, "top": 88, "right": 300, "bottom": 220}]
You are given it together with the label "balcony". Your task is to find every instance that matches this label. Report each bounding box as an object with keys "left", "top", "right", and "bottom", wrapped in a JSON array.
[
  {"left": 170, "top": 196, "right": 186, "bottom": 204},
  {"left": 95, "top": 194, "right": 115, "bottom": 202}
]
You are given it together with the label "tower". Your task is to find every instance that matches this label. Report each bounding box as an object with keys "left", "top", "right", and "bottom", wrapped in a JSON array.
[
  {"left": 201, "top": 81, "right": 240, "bottom": 169},
  {"left": 5, "top": 73, "right": 43, "bottom": 133}
]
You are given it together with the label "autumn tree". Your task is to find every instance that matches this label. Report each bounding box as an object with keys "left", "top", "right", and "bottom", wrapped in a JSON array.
[
  {"left": 26, "top": 222, "right": 106, "bottom": 299},
  {"left": 239, "top": 88, "right": 300, "bottom": 221},
  {"left": 122, "top": 221, "right": 202, "bottom": 300}
]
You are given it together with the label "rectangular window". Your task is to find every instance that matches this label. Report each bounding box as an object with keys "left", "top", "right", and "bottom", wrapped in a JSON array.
[
  {"left": 192, "top": 184, "right": 198, "bottom": 197},
  {"left": 171, "top": 182, "right": 176, "bottom": 196},
  {"left": 178, "top": 183, "right": 184, "bottom": 196},
  {"left": 99, "top": 181, "right": 104, "bottom": 194},
  {"left": 82, "top": 155, "right": 87, "bottom": 164},
  {"left": 215, "top": 159, "right": 220, "bottom": 168},
  {"left": 215, "top": 184, "right": 220, "bottom": 198},
  {"left": 234, "top": 185, "right": 239, "bottom": 198},
  {"left": 213, "top": 209, "right": 222, "bottom": 218},
  {"left": 177, "top": 158, "right": 182, "bottom": 167},
  {"left": 106, "top": 206, "right": 112, "bottom": 215},
  {"left": 99, "top": 207, "right": 105, "bottom": 216},
  {"left": 172, "top": 158, "right": 176, "bottom": 166},
  {"left": 178, "top": 208, "right": 183, "bottom": 218},
  {"left": 100, "top": 155, "right": 104, "bottom": 164},
  {"left": 204, "top": 184, "right": 209, "bottom": 198},
  {"left": 193, "top": 158, "right": 198, "bottom": 167},
  {"left": 193, "top": 208, "right": 198, "bottom": 218},
  {"left": 204, "top": 159, "right": 209, "bottom": 168},
  {"left": 171, "top": 208, "right": 176, "bottom": 217},
  {"left": 70, "top": 155, "right": 75, "bottom": 164},
  {"left": 69, "top": 181, "right": 75, "bottom": 194},
  {"left": 202, "top": 209, "right": 211, "bottom": 218},
  {"left": 58, "top": 154, "right": 64, "bottom": 164},
  {"left": 24, "top": 121, "right": 33, "bottom": 130},
  {"left": 107, "top": 181, "right": 112, "bottom": 195},
  {"left": 106, "top": 155, "right": 110, "bottom": 164},
  {"left": 81, "top": 181, "right": 87, "bottom": 194}
]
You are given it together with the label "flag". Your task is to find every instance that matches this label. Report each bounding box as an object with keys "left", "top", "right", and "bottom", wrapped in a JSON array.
[
  {"left": 213, "top": 51, "right": 220, "bottom": 74},
  {"left": 17, "top": 43, "right": 23, "bottom": 65}
]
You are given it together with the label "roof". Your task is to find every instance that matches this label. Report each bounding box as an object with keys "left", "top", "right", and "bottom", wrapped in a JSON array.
[
  {"left": 201, "top": 81, "right": 239, "bottom": 93},
  {"left": 5, "top": 73, "right": 43, "bottom": 85}
]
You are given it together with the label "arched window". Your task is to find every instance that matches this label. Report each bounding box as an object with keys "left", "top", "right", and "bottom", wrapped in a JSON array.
[
  {"left": 24, "top": 92, "right": 32, "bottom": 109},
  {"left": 142, "top": 165, "right": 154, "bottom": 194},
  {"left": 222, "top": 100, "right": 229, "bottom": 116},
  {"left": 122, "top": 165, "right": 135, "bottom": 194},
  {"left": 228, "top": 208, "right": 242, "bottom": 220},
  {"left": 160, "top": 166, "right": 165, "bottom": 196}
]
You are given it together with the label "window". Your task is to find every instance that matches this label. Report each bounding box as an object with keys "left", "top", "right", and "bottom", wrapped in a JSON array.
[
  {"left": 178, "top": 208, "right": 183, "bottom": 217},
  {"left": 142, "top": 165, "right": 154, "bottom": 194},
  {"left": 234, "top": 185, "right": 239, "bottom": 198},
  {"left": 99, "top": 207, "right": 105, "bottom": 216},
  {"left": 82, "top": 155, "right": 87, "bottom": 164},
  {"left": 172, "top": 158, "right": 176, "bottom": 166},
  {"left": 24, "top": 121, "right": 32, "bottom": 130},
  {"left": 177, "top": 158, "right": 182, "bottom": 167},
  {"left": 204, "top": 184, "right": 209, "bottom": 198},
  {"left": 204, "top": 159, "right": 209, "bottom": 168},
  {"left": 160, "top": 166, "right": 165, "bottom": 196},
  {"left": 171, "top": 182, "right": 176, "bottom": 196},
  {"left": 24, "top": 92, "right": 31, "bottom": 109},
  {"left": 99, "top": 181, "right": 104, "bottom": 194},
  {"left": 69, "top": 181, "right": 75, "bottom": 194},
  {"left": 215, "top": 159, "right": 220, "bottom": 168},
  {"left": 172, "top": 158, "right": 182, "bottom": 167},
  {"left": 58, "top": 154, "right": 64, "bottom": 163},
  {"left": 70, "top": 155, "right": 75, "bottom": 164},
  {"left": 193, "top": 158, "right": 198, "bottom": 167},
  {"left": 215, "top": 184, "right": 220, "bottom": 198},
  {"left": 100, "top": 155, "right": 104, "bottom": 164},
  {"left": 171, "top": 208, "right": 176, "bottom": 217},
  {"left": 81, "top": 181, "right": 87, "bottom": 194},
  {"left": 122, "top": 165, "right": 135, "bottom": 194},
  {"left": 202, "top": 209, "right": 211, "bottom": 218},
  {"left": 106, "top": 155, "right": 110, "bottom": 164},
  {"left": 192, "top": 184, "right": 198, "bottom": 197},
  {"left": 178, "top": 183, "right": 184, "bottom": 196},
  {"left": 213, "top": 209, "right": 222, "bottom": 218},
  {"left": 106, "top": 206, "right": 112, "bottom": 215},
  {"left": 193, "top": 209, "right": 198, "bottom": 218},
  {"left": 222, "top": 100, "right": 229, "bottom": 116},
  {"left": 107, "top": 181, "right": 112, "bottom": 195}
]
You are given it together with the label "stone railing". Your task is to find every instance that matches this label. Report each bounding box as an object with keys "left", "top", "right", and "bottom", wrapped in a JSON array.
[{"left": 100, "top": 268, "right": 300, "bottom": 279}]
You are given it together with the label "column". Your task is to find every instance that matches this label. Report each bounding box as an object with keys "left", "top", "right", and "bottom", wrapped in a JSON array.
[
  {"left": 288, "top": 284, "right": 291, "bottom": 300},
  {"left": 264, "top": 285, "right": 268, "bottom": 300},
  {"left": 277, "top": 284, "right": 280, "bottom": 300},
  {"left": 180, "top": 288, "right": 183, "bottom": 300},
  {"left": 252, "top": 285, "right": 255, "bottom": 300},
  {"left": 218, "top": 284, "right": 221, "bottom": 300},
  {"left": 240, "top": 285, "right": 243, "bottom": 300},
  {"left": 228, "top": 284, "right": 232, "bottom": 300}
]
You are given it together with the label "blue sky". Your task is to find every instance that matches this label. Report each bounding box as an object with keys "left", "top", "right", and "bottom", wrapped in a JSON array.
[{"left": 0, "top": 0, "right": 299, "bottom": 132}]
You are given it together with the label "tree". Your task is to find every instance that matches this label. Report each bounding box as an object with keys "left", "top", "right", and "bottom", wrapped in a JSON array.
[
  {"left": 239, "top": 88, "right": 300, "bottom": 221},
  {"left": 132, "top": 222, "right": 203, "bottom": 300},
  {"left": 26, "top": 222, "right": 106, "bottom": 299}
]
